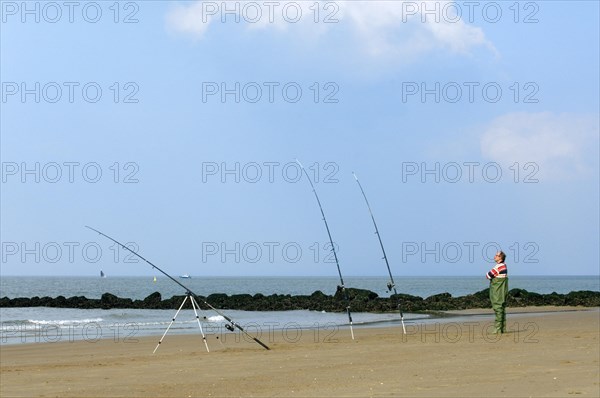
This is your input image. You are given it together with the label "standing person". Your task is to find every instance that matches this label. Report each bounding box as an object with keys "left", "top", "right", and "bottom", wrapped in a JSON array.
[{"left": 486, "top": 251, "right": 508, "bottom": 333}]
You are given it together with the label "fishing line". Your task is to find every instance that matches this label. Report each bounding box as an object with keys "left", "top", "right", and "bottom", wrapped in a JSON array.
[
  {"left": 353, "top": 173, "right": 406, "bottom": 334},
  {"left": 296, "top": 160, "right": 355, "bottom": 340}
]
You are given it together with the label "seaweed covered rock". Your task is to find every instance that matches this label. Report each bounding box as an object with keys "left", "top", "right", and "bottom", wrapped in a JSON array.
[
  {"left": 565, "top": 290, "right": 600, "bottom": 306},
  {"left": 206, "top": 293, "right": 230, "bottom": 308},
  {"left": 508, "top": 288, "right": 545, "bottom": 307},
  {"left": 334, "top": 287, "right": 378, "bottom": 301},
  {"left": 101, "top": 293, "right": 132, "bottom": 309},
  {"left": 424, "top": 293, "right": 454, "bottom": 310},
  {"left": 68, "top": 295, "right": 101, "bottom": 309},
  {"left": 390, "top": 293, "right": 425, "bottom": 312}
]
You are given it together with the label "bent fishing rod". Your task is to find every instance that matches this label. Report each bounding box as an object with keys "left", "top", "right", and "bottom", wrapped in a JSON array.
[
  {"left": 85, "top": 226, "right": 270, "bottom": 350},
  {"left": 296, "top": 160, "right": 354, "bottom": 340},
  {"left": 353, "top": 173, "right": 406, "bottom": 334}
]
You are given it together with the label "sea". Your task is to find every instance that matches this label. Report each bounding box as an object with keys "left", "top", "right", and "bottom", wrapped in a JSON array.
[{"left": 1, "top": 275, "right": 598, "bottom": 346}]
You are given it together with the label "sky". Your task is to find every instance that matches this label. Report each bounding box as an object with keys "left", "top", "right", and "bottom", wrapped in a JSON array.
[{"left": 1, "top": 1, "right": 599, "bottom": 277}]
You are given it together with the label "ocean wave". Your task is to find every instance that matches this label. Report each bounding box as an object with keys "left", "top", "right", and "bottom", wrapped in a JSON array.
[
  {"left": 1, "top": 318, "right": 104, "bottom": 332},
  {"left": 27, "top": 318, "right": 104, "bottom": 325}
]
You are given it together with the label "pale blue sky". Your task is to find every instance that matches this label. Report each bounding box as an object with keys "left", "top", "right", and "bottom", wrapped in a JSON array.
[{"left": 1, "top": 1, "right": 599, "bottom": 276}]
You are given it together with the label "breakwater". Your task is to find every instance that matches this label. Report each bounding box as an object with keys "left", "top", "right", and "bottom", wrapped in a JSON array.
[{"left": 2, "top": 288, "right": 599, "bottom": 312}]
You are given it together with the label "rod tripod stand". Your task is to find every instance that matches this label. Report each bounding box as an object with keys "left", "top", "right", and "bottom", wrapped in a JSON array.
[{"left": 153, "top": 291, "right": 210, "bottom": 354}]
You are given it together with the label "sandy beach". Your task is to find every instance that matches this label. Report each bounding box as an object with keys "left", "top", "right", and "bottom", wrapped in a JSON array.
[{"left": 1, "top": 307, "right": 598, "bottom": 397}]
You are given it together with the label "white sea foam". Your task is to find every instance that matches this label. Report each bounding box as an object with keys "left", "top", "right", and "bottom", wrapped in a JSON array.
[{"left": 27, "top": 318, "right": 104, "bottom": 326}]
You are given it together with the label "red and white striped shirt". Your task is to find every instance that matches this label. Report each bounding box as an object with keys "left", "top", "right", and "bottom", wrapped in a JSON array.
[{"left": 487, "top": 262, "right": 508, "bottom": 280}]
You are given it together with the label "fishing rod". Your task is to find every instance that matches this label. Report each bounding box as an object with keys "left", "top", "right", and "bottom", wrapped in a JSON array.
[
  {"left": 85, "top": 226, "right": 270, "bottom": 350},
  {"left": 352, "top": 173, "right": 406, "bottom": 334},
  {"left": 296, "top": 160, "right": 354, "bottom": 340}
]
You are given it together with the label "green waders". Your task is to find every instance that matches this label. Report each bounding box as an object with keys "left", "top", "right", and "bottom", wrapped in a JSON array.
[{"left": 489, "top": 277, "right": 508, "bottom": 333}]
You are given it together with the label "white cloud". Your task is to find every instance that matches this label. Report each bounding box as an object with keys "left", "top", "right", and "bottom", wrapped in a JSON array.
[
  {"left": 424, "top": 14, "right": 493, "bottom": 55},
  {"left": 165, "top": 1, "right": 496, "bottom": 60},
  {"left": 166, "top": 2, "right": 212, "bottom": 39},
  {"left": 481, "top": 112, "right": 599, "bottom": 180},
  {"left": 339, "top": 1, "right": 495, "bottom": 58}
]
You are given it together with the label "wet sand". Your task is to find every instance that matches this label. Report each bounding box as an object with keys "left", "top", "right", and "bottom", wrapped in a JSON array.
[{"left": 1, "top": 307, "right": 599, "bottom": 397}]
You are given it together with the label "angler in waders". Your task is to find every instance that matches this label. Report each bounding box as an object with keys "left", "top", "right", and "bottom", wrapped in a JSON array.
[{"left": 486, "top": 251, "right": 508, "bottom": 334}]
